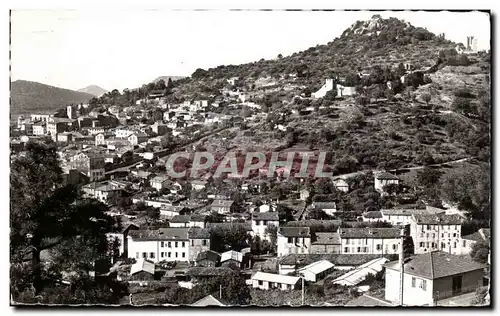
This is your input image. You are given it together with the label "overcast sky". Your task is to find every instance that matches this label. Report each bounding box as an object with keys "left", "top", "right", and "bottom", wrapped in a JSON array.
[{"left": 10, "top": 10, "right": 490, "bottom": 92}]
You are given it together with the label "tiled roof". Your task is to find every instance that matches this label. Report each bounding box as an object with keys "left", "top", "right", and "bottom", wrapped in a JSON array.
[
  {"left": 278, "top": 227, "right": 311, "bottom": 237},
  {"left": 279, "top": 254, "right": 383, "bottom": 267},
  {"left": 130, "top": 259, "right": 155, "bottom": 275},
  {"left": 158, "top": 228, "right": 189, "bottom": 240},
  {"left": 412, "top": 213, "right": 463, "bottom": 225},
  {"left": 313, "top": 232, "right": 341, "bottom": 245},
  {"left": 191, "top": 294, "right": 225, "bottom": 307},
  {"left": 363, "top": 211, "right": 383, "bottom": 218},
  {"left": 345, "top": 294, "right": 393, "bottom": 307},
  {"left": 170, "top": 215, "right": 191, "bottom": 223},
  {"left": 128, "top": 228, "right": 190, "bottom": 241},
  {"left": 339, "top": 228, "right": 401, "bottom": 239},
  {"left": 462, "top": 228, "right": 490, "bottom": 243},
  {"left": 252, "top": 212, "right": 279, "bottom": 221},
  {"left": 381, "top": 208, "right": 444, "bottom": 216},
  {"left": 376, "top": 172, "right": 399, "bottom": 180},
  {"left": 196, "top": 250, "right": 221, "bottom": 263},
  {"left": 211, "top": 199, "right": 234, "bottom": 207},
  {"left": 287, "top": 219, "right": 343, "bottom": 228},
  {"left": 384, "top": 251, "right": 488, "bottom": 279},
  {"left": 188, "top": 227, "right": 210, "bottom": 239}
]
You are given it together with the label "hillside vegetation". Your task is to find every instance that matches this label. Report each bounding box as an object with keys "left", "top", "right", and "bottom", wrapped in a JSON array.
[{"left": 10, "top": 80, "right": 94, "bottom": 118}]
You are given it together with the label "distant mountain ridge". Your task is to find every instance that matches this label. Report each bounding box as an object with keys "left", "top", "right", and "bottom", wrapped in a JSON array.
[
  {"left": 10, "top": 80, "right": 94, "bottom": 118},
  {"left": 78, "top": 85, "right": 108, "bottom": 97}
]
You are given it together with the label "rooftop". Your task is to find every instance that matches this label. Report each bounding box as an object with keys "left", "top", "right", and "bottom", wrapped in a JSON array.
[
  {"left": 313, "top": 232, "right": 341, "bottom": 245},
  {"left": 252, "top": 212, "right": 279, "bottom": 221},
  {"left": 381, "top": 208, "right": 445, "bottom": 216},
  {"left": 376, "top": 172, "right": 399, "bottom": 180},
  {"left": 279, "top": 253, "right": 383, "bottom": 267},
  {"left": 251, "top": 272, "right": 300, "bottom": 285},
  {"left": 363, "top": 211, "right": 383, "bottom": 219},
  {"left": 345, "top": 294, "right": 393, "bottom": 307},
  {"left": 412, "top": 213, "right": 463, "bottom": 225},
  {"left": 191, "top": 294, "right": 225, "bottom": 307},
  {"left": 278, "top": 227, "right": 311, "bottom": 237},
  {"left": 384, "top": 251, "right": 488, "bottom": 279},
  {"left": 221, "top": 250, "right": 243, "bottom": 263},
  {"left": 130, "top": 259, "right": 155, "bottom": 276},
  {"left": 298, "top": 260, "right": 335, "bottom": 275}
]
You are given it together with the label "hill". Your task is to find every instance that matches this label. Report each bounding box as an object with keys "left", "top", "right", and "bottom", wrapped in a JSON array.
[
  {"left": 10, "top": 80, "right": 94, "bottom": 118},
  {"left": 153, "top": 76, "right": 186, "bottom": 85},
  {"left": 78, "top": 85, "right": 108, "bottom": 97}
]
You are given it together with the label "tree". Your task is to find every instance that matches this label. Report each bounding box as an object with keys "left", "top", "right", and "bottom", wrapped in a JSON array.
[
  {"left": 452, "top": 97, "right": 475, "bottom": 116},
  {"left": 417, "top": 167, "right": 442, "bottom": 188},
  {"left": 470, "top": 241, "right": 490, "bottom": 263},
  {"left": 10, "top": 140, "right": 117, "bottom": 298},
  {"left": 421, "top": 93, "right": 431, "bottom": 106}
]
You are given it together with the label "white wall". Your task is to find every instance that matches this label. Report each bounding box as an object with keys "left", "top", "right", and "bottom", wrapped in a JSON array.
[
  {"left": 340, "top": 237, "right": 400, "bottom": 255},
  {"left": 277, "top": 235, "right": 311, "bottom": 257},
  {"left": 385, "top": 268, "right": 434, "bottom": 306}
]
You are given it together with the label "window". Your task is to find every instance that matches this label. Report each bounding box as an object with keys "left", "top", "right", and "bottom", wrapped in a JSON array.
[
  {"left": 258, "top": 280, "right": 263, "bottom": 285},
  {"left": 256, "top": 220, "right": 260, "bottom": 226},
  {"left": 426, "top": 242, "right": 429, "bottom": 248},
  {"left": 344, "top": 247, "right": 349, "bottom": 253},
  {"left": 346, "top": 239, "right": 350, "bottom": 245},
  {"left": 175, "top": 242, "right": 178, "bottom": 247},
  {"left": 448, "top": 233, "right": 451, "bottom": 238},
  {"left": 161, "top": 241, "right": 164, "bottom": 247},
  {"left": 419, "top": 242, "right": 424, "bottom": 248},
  {"left": 453, "top": 242, "right": 457, "bottom": 249},
  {"left": 136, "top": 252, "right": 139, "bottom": 259},
  {"left": 263, "top": 220, "right": 267, "bottom": 226},
  {"left": 441, "top": 242, "right": 446, "bottom": 249},
  {"left": 376, "top": 244, "right": 382, "bottom": 251},
  {"left": 426, "top": 233, "right": 429, "bottom": 238},
  {"left": 412, "top": 277, "right": 416, "bottom": 288},
  {"left": 161, "top": 252, "right": 164, "bottom": 258},
  {"left": 442, "top": 233, "right": 444, "bottom": 238},
  {"left": 432, "top": 234, "right": 435, "bottom": 238},
  {"left": 150, "top": 252, "right": 155, "bottom": 259},
  {"left": 142, "top": 252, "right": 147, "bottom": 258},
  {"left": 202, "top": 239, "right": 207, "bottom": 246},
  {"left": 426, "top": 225, "right": 431, "bottom": 230},
  {"left": 182, "top": 242, "right": 185, "bottom": 247},
  {"left": 191, "top": 240, "right": 194, "bottom": 246},
  {"left": 463, "top": 240, "right": 467, "bottom": 247},
  {"left": 357, "top": 247, "right": 361, "bottom": 253},
  {"left": 182, "top": 252, "right": 186, "bottom": 258},
  {"left": 168, "top": 242, "right": 171, "bottom": 247},
  {"left": 392, "top": 244, "right": 397, "bottom": 251},
  {"left": 420, "top": 279, "right": 427, "bottom": 291},
  {"left": 288, "top": 237, "right": 293, "bottom": 243},
  {"left": 453, "top": 233, "right": 457, "bottom": 238},
  {"left": 175, "top": 252, "right": 178, "bottom": 258},
  {"left": 168, "top": 252, "right": 171, "bottom": 258}
]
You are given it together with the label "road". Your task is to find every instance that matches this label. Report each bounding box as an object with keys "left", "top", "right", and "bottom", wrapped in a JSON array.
[
  {"left": 334, "top": 157, "right": 473, "bottom": 180},
  {"left": 105, "top": 126, "right": 231, "bottom": 175}
]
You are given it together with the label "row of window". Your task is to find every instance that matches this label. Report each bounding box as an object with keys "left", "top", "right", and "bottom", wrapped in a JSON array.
[
  {"left": 287, "top": 237, "right": 306, "bottom": 244},
  {"left": 420, "top": 225, "right": 460, "bottom": 231},
  {"left": 159, "top": 240, "right": 208, "bottom": 248},
  {"left": 343, "top": 244, "right": 398, "bottom": 253},
  {"left": 418, "top": 241, "right": 460, "bottom": 249},
  {"left": 419, "top": 232, "right": 458, "bottom": 238},
  {"left": 135, "top": 252, "right": 186, "bottom": 259},
  {"left": 254, "top": 220, "right": 276, "bottom": 226}
]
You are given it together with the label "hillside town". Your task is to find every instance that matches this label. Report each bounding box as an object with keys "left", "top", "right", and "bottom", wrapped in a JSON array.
[{"left": 10, "top": 14, "right": 491, "bottom": 307}]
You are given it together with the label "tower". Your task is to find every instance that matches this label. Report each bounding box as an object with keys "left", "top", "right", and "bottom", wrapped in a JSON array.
[{"left": 67, "top": 105, "right": 74, "bottom": 119}]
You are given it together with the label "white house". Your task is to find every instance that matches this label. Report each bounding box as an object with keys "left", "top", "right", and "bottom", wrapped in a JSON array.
[
  {"left": 338, "top": 228, "right": 401, "bottom": 255},
  {"left": 251, "top": 272, "right": 300, "bottom": 291},
  {"left": 336, "top": 84, "right": 357, "bottom": 97},
  {"left": 380, "top": 208, "right": 446, "bottom": 226},
  {"left": 115, "top": 127, "right": 135, "bottom": 138},
  {"left": 128, "top": 228, "right": 190, "bottom": 263},
  {"left": 384, "top": 251, "right": 487, "bottom": 306},
  {"left": 277, "top": 227, "right": 311, "bottom": 257},
  {"left": 251, "top": 212, "right": 279, "bottom": 242},
  {"left": 297, "top": 260, "right": 335, "bottom": 282},
  {"left": 410, "top": 213, "right": 463, "bottom": 255},
  {"left": 150, "top": 175, "right": 170, "bottom": 191},
  {"left": 374, "top": 172, "right": 399, "bottom": 192},
  {"left": 312, "top": 79, "right": 335, "bottom": 99}
]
